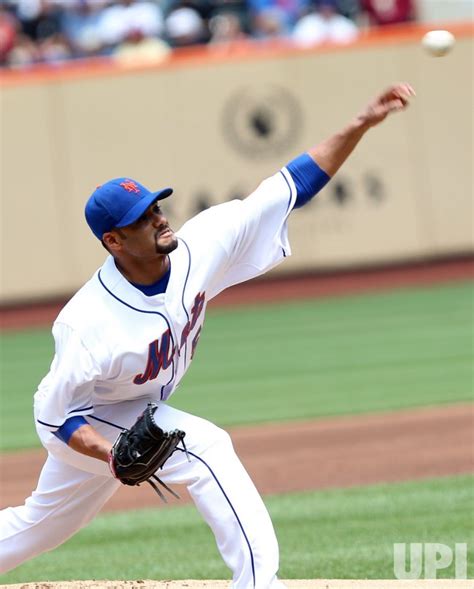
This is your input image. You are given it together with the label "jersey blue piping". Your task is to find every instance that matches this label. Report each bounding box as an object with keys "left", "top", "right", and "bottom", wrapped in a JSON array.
[
  {"left": 279, "top": 170, "right": 294, "bottom": 258},
  {"left": 88, "top": 414, "right": 255, "bottom": 587},
  {"left": 97, "top": 270, "right": 176, "bottom": 400},
  {"left": 280, "top": 170, "right": 294, "bottom": 215},
  {"left": 37, "top": 418, "right": 62, "bottom": 429},
  {"left": 178, "top": 237, "right": 192, "bottom": 364},
  {"left": 177, "top": 447, "right": 256, "bottom": 588},
  {"left": 68, "top": 406, "right": 94, "bottom": 414},
  {"left": 89, "top": 415, "right": 125, "bottom": 431},
  {"left": 38, "top": 408, "right": 94, "bottom": 431}
]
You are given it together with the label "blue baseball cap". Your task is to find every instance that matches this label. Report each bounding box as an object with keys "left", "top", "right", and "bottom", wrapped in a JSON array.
[{"left": 85, "top": 177, "right": 173, "bottom": 239}]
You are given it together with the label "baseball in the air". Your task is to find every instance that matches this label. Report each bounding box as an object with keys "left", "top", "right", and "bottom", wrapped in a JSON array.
[{"left": 421, "top": 30, "right": 455, "bottom": 57}]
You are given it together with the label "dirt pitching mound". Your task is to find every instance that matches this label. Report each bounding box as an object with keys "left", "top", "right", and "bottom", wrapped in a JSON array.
[{"left": 2, "top": 581, "right": 472, "bottom": 589}]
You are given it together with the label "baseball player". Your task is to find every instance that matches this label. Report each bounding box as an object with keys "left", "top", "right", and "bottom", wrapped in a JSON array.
[{"left": 0, "top": 83, "right": 415, "bottom": 588}]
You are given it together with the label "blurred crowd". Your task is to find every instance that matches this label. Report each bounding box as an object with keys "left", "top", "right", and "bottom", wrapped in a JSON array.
[{"left": 0, "top": 0, "right": 416, "bottom": 68}]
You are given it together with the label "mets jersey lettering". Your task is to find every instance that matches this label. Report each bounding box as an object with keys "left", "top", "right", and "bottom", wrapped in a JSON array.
[
  {"left": 134, "top": 292, "right": 206, "bottom": 385},
  {"left": 191, "top": 326, "right": 202, "bottom": 360},
  {"left": 133, "top": 329, "right": 175, "bottom": 385}
]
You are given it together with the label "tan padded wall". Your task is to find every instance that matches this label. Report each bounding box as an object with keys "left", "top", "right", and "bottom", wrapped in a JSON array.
[{"left": 0, "top": 85, "right": 76, "bottom": 299}]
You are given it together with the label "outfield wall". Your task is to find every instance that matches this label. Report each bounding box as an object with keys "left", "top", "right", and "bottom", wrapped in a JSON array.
[{"left": 1, "top": 23, "right": 473, "bottom": 303}]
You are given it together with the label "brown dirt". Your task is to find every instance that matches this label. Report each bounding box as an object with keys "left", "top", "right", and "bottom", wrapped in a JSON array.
[
  {"left": 1, "top": 404, "right": 473, "bottom": 513},
  {"left": 1, "top": 257, "right": 473, "bottom": 330},
  {"left": 2, "top": 581, "right": 473, "bottom": 589}
]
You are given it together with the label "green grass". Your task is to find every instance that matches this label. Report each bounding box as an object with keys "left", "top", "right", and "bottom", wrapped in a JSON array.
[
  {"left": 1, "top": 282, "right": 473, "bottom": 451},
  {"left": 2, "top": 475, "right": 473, "bottom": 582}
]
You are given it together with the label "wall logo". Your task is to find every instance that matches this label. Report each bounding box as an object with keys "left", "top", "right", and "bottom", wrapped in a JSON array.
[
  {"left": 393, "top": 543, "right": 468, "bottom": 579},
  {"left": 222, "top": 85, "right": 302, "bottom": 158}
]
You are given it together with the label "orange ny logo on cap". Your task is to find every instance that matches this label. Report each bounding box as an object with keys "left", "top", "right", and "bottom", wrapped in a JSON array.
[{"left": 120, "top": 180, "right": 140, "bottom": 194}]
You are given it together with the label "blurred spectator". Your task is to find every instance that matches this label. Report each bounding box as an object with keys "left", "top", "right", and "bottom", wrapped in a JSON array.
[
  {"left": 97, "top": 0, "right": 165, "bottom": 49},
  {"left": 208, "top": 0, "right": 247, "bottom": 28},
  {"left": 251, "top": 8, "right": 287, "bottom": 38},
  {"left": 168, "top": 0, "right": 215, "bottom": 21},
  {"left": 113, "top": 29, "right": 170, "bottom": 64},
  {"left": 360, "top": 0, "right": 415, "bottom": 26},
  {"left": 336, "top": 0, "right": 360, "bottom": 21},
  {"left": 15, "top": 0, "right": 63, "bottom": 41},
  {"left": 38, "top": 31, "right": 72, "bottom": 63},
  {"left": 5, "top": 33, "right": 41, "bottom": 68},
  {"left": 248, "top": 0, "right": 310, "bottom": 36},
  {"left": 0, "top": 4, "right": 18, "bottom": 65},
  {"left": 61, "top": 1, "right": 109, "bottom": 58},
  {"left": 209, "top": 11, "right": 247, "bottom": 44},
  {"left": 164, "top": 5, "right": 208, "bottom": 46},
  {"left": 292, "top": 0, "right": 358, "bottom": 46}
]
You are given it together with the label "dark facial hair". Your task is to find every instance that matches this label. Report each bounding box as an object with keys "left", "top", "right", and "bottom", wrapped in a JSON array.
[{"left": 155, "top": 232, "right": 178, "bottom": 255}]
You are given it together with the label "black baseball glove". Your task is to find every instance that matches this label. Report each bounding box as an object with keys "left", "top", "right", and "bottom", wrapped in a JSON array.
[{"left": 109, "top": 403, "right": 187, "bottom": 502}]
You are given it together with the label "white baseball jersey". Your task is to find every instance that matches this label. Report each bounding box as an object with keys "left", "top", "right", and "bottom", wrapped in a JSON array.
[{"left": 35, "top": 168, "right": 298, "bottom": 434}]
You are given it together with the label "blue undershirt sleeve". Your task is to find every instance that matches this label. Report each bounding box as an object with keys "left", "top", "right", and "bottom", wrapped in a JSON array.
[
  {"left": 286, "top": 153, "right": 331, "bottom": 209},
  {"left": 53, "top": 415, "right": 88, "bottom": 444}
]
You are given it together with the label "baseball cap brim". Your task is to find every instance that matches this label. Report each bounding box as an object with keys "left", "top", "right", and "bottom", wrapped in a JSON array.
[{"left": 115, "top": 187, "right": 173, "bottom": 228}]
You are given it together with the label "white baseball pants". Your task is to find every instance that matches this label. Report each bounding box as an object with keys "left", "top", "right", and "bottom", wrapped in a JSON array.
[{"left": 0, "top": 399, "right": 285, "bottom": 589}]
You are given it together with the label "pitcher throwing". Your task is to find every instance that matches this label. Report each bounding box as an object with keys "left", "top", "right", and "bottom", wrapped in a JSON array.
[{"left": 0, "top": 83, "right": 415, "bottom": 588}]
